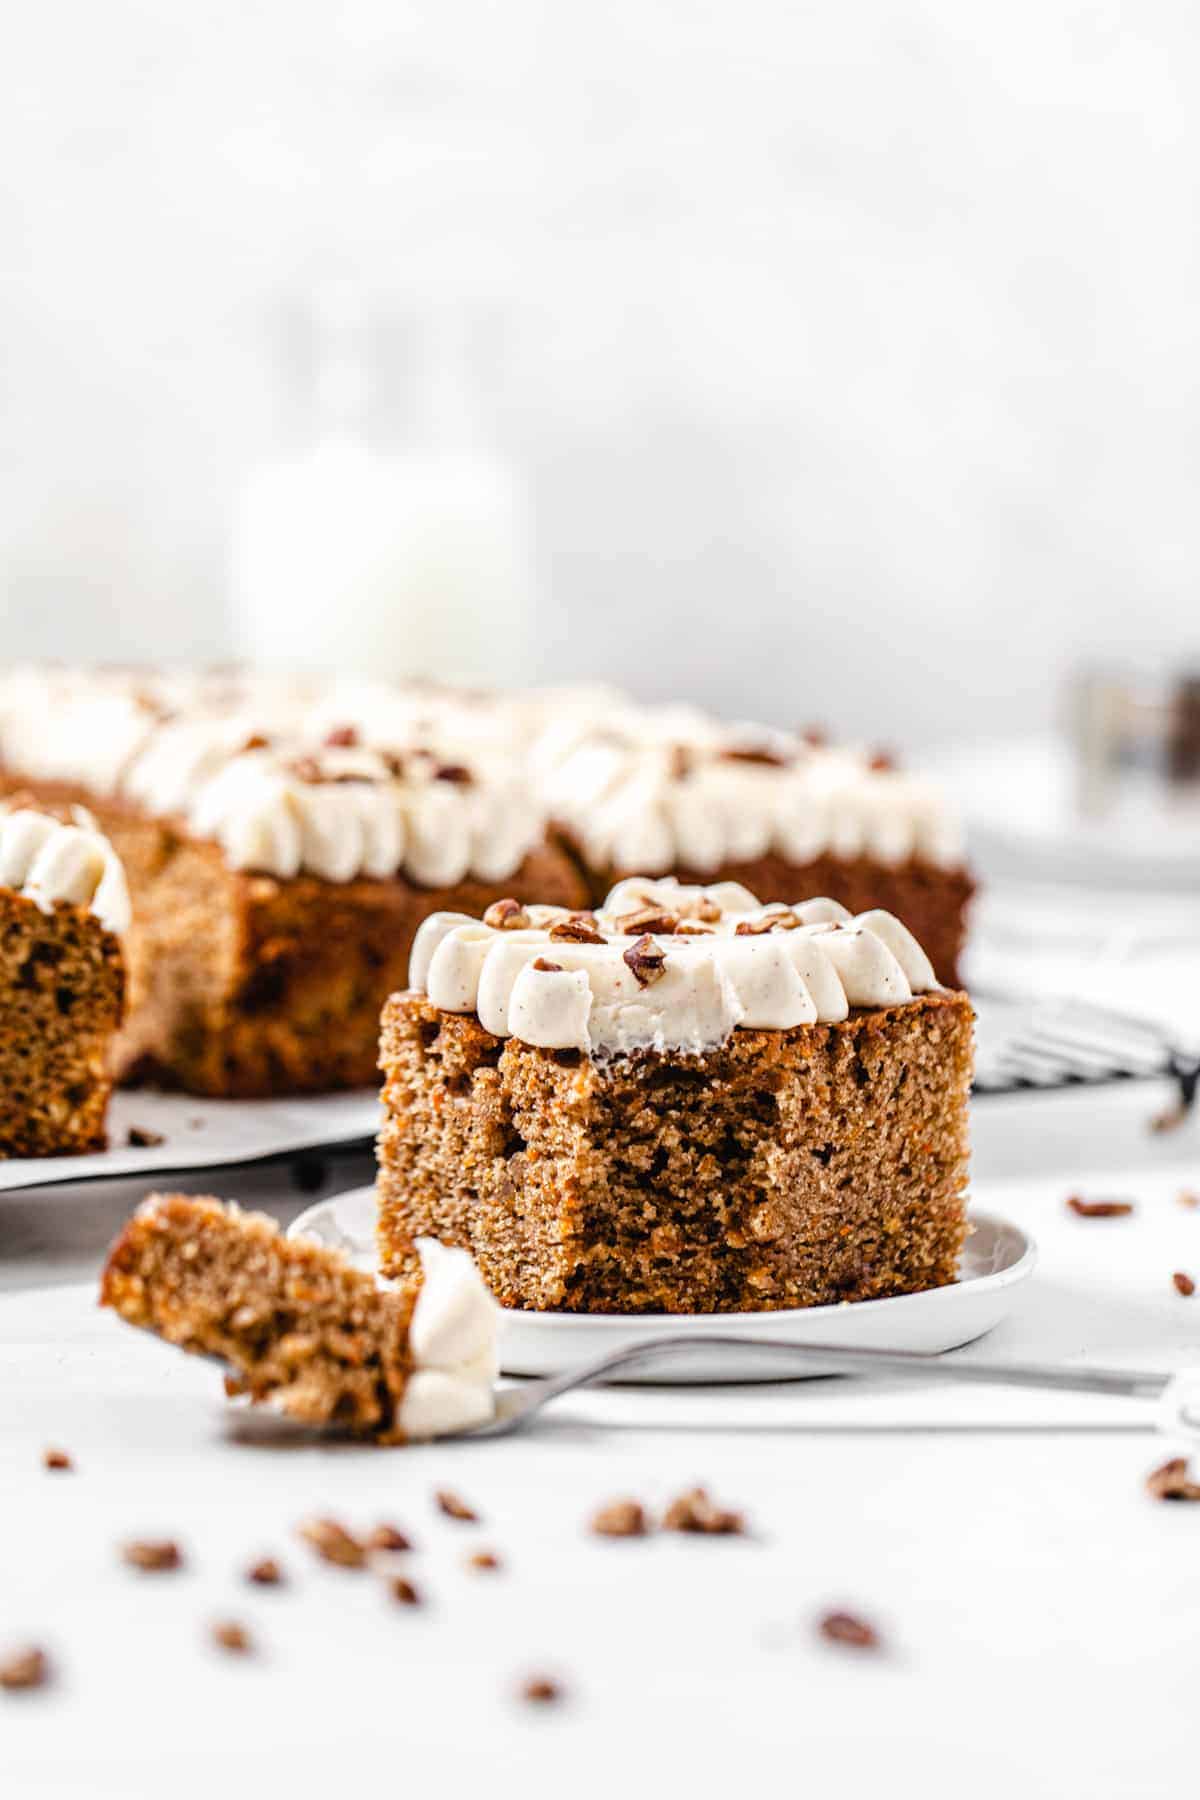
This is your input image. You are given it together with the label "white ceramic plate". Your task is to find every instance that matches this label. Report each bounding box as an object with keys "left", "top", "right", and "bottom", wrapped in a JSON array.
[
  {"left": 289, "top": 1185, "right": 1037, "bottom": 1384},
  {"left": 0, "top": 1088, "right": 380, "bottom": 1194}
]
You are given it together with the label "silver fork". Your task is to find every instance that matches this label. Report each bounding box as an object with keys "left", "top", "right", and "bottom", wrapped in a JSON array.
[{"left": 453, "top": 1335, "right": 1200, "bottom": 1441}]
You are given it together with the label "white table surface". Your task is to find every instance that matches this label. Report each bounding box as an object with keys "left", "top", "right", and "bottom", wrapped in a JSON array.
[{"left": 2, "top": 1078, "right": 1198, "bottom": 1799}]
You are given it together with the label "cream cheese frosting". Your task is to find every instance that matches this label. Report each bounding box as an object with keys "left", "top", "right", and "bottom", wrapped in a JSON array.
[
  {"left": 0, "top": 804, "right": 131, "bottom": 935},
  {"left": 409, "top": 876, "right": 941, "bottom": 1059},
  {"left": 538, "top": 720, "right": 964, "bottom": 873},
  {"left": 396, "top": 1237, "right": 498, "bottom": 1439}
]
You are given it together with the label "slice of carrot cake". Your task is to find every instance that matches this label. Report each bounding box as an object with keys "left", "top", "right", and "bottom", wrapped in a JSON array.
[
  {"left": 0, "top": 801, "right": 128, "bottom": 1155},
  {"left": 377, "top": 877, "right": 973, "bottom": 1313},
  {"left": 100, "top": 1193, "right": 498, "bottom": 1441}
]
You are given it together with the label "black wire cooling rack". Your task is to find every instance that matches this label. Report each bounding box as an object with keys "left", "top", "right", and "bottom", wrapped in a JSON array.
[{"left": 970, "top": 984, "right": 1200, "bottom": 1116}]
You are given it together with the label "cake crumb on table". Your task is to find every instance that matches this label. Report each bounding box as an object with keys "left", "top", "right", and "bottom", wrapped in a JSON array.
[
  {"left": 589, "top": 1499, "right": 649, "bottom": 1538},
  {"left": 663, "top": 1487, "right": 745, "bottom": 1535},
  {"left": 1146, "top": 1457, "right": 1200, "bottom": 1501},
  {"left": 121, "top": 1538, "right": 182, "bottom": 1572},
  {"left": 435, "top": 1488, "right": 479, "bottom": 1523},
  {"left": 818, "top": 1610, "right": 882, "bottom": 1651},
  {"left": 0, "top": 1646, "right": 51, "bottom": 1692}
]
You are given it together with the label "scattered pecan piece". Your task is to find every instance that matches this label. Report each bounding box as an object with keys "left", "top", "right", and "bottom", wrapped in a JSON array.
[
  {"left": 590, "top": 1499, "right": 648, "bottom": 1538},
  {"left": 519, "top": 1674, "right": 564, "bottom": 1705},
  {"left": 42, "top": 1447, "right": 72, "bottom": 1472},
  {"left": 532, "top": 957, "right": 564, "bottom": 974},
  {"left": 211, "top": 1620, "right": 253, "bottom": 1655},
  {"left": 241, "top": 732, "right": 271, "bottom": 752},
  {"left": 1066, "top": 1196, "right": 1135, "bottom": 1218},
  {"left": 435, "top": 1488, "right": 479, "bottom": 1523},
  {"left": 366, "top": 1524, "right": 412, "bottom": 1553},
  {"left": 1146, "top": 1456, "right": 1200, "bottom": 1501},
  {"left": 1173, "top": 1271, "right": 1196, "bottom": 1297},
  {"left": 323, "top": 724, "right": 359, "bottom": 748},
  {"left": 122, "top": 1538, "right": 182, "bottom": 1572},
  {"left": 126, "top": 1125, "right": 165, "bottom": 1148},
  {"left": 467, "top": 1550, "right": 502, "bottom": 1572},
  {"left": 614, "top": 907, "right": 679, "bottom": 936},
  {"left": 818, "top": 1609, "right": 881, "bottom": 1650},
  {"left": 0, "top": 1646, "right": 50, "bottom": 1691},
  {"left": 623, "top": 935, "right": 667, "bottom": 987},
  {"left": 548, "top": 919, "right": 605, "bottom": 945},
  {"left": 720, "top": 744, "right": 791, "bottom": 768},
  {"left": 1180, "top": 1191, "right": 1200, "bottom": 1210},
  {"left": 390, "top": 1576, "right": 422, "bottom": 1606},
  {"left": 434, "top": 763, "right": 473, "bottom": 785},
  {"left": 483, "top": 898, "right": 531, "bottom": 931},
  {"left": 245, "top": 1557, "right": 284, "bottom": 1586},
  {"left": 297, "top": 1517, "right": 366, "bottom": 1568},
  {"left": 662, "top": 1487, "right": 745, "bottom": 1535},
  {"left": 867, "top": 749, "right": 897, "bottom": 772}
]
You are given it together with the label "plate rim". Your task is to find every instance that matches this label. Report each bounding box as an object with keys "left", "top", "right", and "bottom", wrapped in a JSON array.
[{"left": 288, "top": 1186, "right": 1038, "bottom": 1330}]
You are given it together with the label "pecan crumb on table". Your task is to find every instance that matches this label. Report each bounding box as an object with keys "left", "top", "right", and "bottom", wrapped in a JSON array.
[
  {"left": 211, "top": 1621, "right": 254, "bottom": 1655},
  {"left": 390, "top": 1577, "right": 422, "bottom": 1607},
  {"left": 42, "top": 1447, "right": 73, "bottom": 1471},
  {"left": 818, "top": 1610, "right": 882, "bottom": 1651},
  {"left": 121, "top": 1538, "right": 183, "bottom": 1572},
  {"left": 1172, "top": 1271, "right": 1196, "bottom": 1297},
  {"left": 365, "top": 1523, "right": 412, "bottom": 1553},
  {"left": 589, "top": 1499, "right": 649, "bottom": 1538},
  {"left": 467, "top": 1550, "right": 502, "bottom": 1572},
  {"left": 245, "top": 1557, "right": 284, "bottom": 1586},
  {"left": 435, "top": 1488, "right": 479, "bottom": 1523},
  {"left": 662, "top": 1486, "right": 746, "bottom": 1535},
  {"left": 1065, "top": 1196, "right": 1135, "bottom": 1218},
  {"left": 297, "top": 1517, "right": 366, "bottom": 1568},
  {"left": 519, "top": 1675, "right": 565, "bottom": 1705},
  {"left": 127, "top": 1125, "right": 166, "bottom": 1147},
  {"left": 0, "top": 1646, "right": 51, "bottom": 1691},
  {"left": 1146, "top": 1457, "right": 1200, "bottom": 1502}
]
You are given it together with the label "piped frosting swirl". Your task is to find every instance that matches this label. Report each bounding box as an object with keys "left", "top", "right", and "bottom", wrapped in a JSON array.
[
  {"left": 0, "top": 804, "right": 131, "bottom": 935},
  {"left": 409, "top": 876, "right": 941, "bottom": 1059}
]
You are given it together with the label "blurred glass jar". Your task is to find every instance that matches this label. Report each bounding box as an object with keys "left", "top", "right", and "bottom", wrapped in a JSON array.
[
  {"left": 231, "top": 282, "right": 537, "bottom": 685},
  {"left": 1071, "top": 666, "right": 1200, "bottom": 820}
]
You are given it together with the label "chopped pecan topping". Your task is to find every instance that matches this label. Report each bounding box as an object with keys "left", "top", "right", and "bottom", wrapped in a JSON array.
[
  {"left": 390, "top": 1576, "right": 422, "bottom": 1606},
  {"left": 0, "top": 1646, "right": 50, "bottom": 1691},
  {"left": 42, "top": 1447, "right": 72, "bottom": 1472},
  {"left": 735, "top": 913, "right": 794, "bottom": 936},
  {"left": 246, "top": 1557, "right": 284, "bottom": 1586},
  {"left": 1146, "top": 1456, "right": 1200, "bottom": 1501},
  {"left": 590, "top": 1499, "right": 648, "bottom": 1538},
  {"left": 297, "top": 1517, "right": 366, "bottom": 1568},
  {"left": 435, "top": 1488, "right": 479, "bottom": 1523},
  {"left": 127, "top": 1125, "right": 165, "bottom": 1148},
  {"left": 614, "top": 907, "right": 680, "bottom": 936},
  {"left": 623, "top": 935, "right": 667, "bottom": 987},
  {"left": 532, "top": 957, "right": 564, "bottom": 973},
  {"left": 434, "top": 763, "right": 474, "bottom": 785},
  {"left": 121, "top": 1538, "right": 183, "bottom": 1572},
  {"left": 365, "top": 1523, "right": 411, "bottom": 1553},
  {"left": 323, "top": 724, "right": 359, "bottom": 748},
  {"left": 548, "top": 919, "right": 605, "bottom": 945},
  {"left": 818, "top": 1610, "right": 881, "bottom": 1650},
  {"left": 720, "top": 744, "right": 791, "bottom": 768},
  {"left": 1173, "top": 1271, "right": 1196, "bottom": 1297},
  {"left": 483, "top": 899, "right": 531, "bottom": 931},
  {"left": 1065, "top": 1196, "right": 1135, "bottom": 1218},
  {"left": 662, "top": 1486, "right": 744, "bottom": 1535},
  {"left": 675, "top": 920, "right": 716, "bottom": 935},
  {"left": 519, "top": 1674, "right": 564, "bottom": 1705},
  {"left": 467, "top": 1550, "right": 502, "bottom": 1572}
]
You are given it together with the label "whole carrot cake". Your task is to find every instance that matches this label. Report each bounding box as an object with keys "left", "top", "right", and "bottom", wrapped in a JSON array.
[
  {"left": 377, "top": 876, "right": 974, "bottom": 1313},
  {"left": 0, "top": 800, "right": 129, "bottom": 1155},
  {"left": 101, "top": 1192, "right": 498, "bottom": 1441}
]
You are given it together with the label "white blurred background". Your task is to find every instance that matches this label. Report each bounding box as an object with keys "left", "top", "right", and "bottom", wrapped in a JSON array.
[{"left": 1, "top": 1, "right": 1197, "bottom": 744}]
